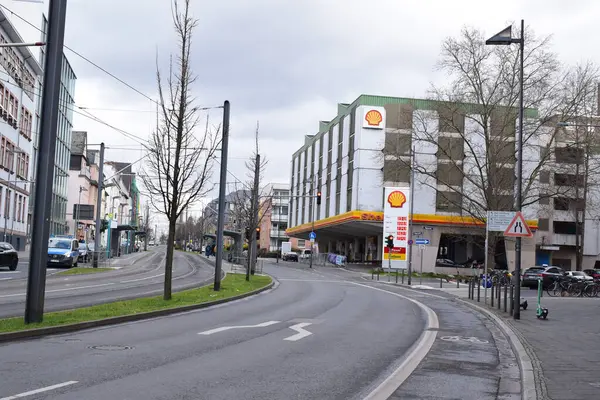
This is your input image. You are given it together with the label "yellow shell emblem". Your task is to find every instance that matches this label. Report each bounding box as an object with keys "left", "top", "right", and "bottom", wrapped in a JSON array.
[
  {"left": 365, "top": 109, "right": 383, "bottom": 126},
  {"left": 387, "top": 190, "right": 407, "bottom": 208}
]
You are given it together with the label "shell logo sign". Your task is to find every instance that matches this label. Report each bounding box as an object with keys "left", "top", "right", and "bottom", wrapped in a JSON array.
[
  {"left": 387, "top": 190, "right": 407, "bottom": 208},
  {"left": 365, "top": 109, "right": 383, "bottom": 127}
]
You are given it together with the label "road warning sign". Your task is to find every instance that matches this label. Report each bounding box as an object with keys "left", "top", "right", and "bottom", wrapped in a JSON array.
[{"left": 503, "top": 212, "right": 533, "bottom": 238}]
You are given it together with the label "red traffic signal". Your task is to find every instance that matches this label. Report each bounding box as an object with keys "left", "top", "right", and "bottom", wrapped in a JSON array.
[
  {"left": 316, "top": 191, "right": 322, "bottom": 205},
  {"left": 386, "top": 235, "right": 394, "bottom": 248}
]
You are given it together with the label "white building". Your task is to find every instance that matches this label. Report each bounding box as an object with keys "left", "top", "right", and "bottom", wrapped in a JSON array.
[
  {"left": 0, "top": 12, "right": 42, "bottom": 250},
  {"left": 259, "top": 183, "right": 299, "bottom": 252},
  {"left": 287, "top": 95, "right": 540, "bottom": 272}
]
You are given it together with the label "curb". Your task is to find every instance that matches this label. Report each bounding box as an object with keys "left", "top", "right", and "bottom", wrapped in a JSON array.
[
  {"left": 0, "top": 278, "right": 274, "bottom": 344},
  {"left": 458, "top": 299, "right": 536, "bottom": 400}
]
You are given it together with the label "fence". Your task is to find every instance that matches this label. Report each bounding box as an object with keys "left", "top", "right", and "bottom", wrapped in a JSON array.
[{"left": 229, "top": 255, "right": 264, "bottom": 275}]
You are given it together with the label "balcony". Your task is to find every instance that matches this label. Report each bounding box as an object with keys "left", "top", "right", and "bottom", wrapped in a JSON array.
[
  {"left": 80, "top": 165, "right": 91, "bottom": 179},
  {"left": 271, "top": 213, "right": 288, "bottom": 222},
  {"left": 552, "top": 233, "right": 577, "bottom": 246},
  {"left": 271, "top": 197, "right": 288, "bottom": 206},
  {"left": 270, "top": 229, "right": 288, "bottom": 238}
]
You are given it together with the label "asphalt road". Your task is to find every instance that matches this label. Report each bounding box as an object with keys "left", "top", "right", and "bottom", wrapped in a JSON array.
[
  {"left": 0, "top": 260, "right": 521, "bottom": 399},
  {"left": 0, "top": 248, "right": 214, "bottom": 318}
]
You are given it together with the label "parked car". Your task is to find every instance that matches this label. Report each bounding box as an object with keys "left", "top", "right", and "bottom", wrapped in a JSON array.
[
  {"left": 522, "top": 266, "right": 565, "bottom": 289},
  {"left": 0, "top": 242, "right": 18, "bottom": 271},
  {"left": 583, "top": 269, "right": 600, "bottom": 279},
  {"left": 298, "top": 249, "right": 312, "bottom": 260},
  {"left": 282, "top": 252, "right": 298, "bottom": 262},
  {"left": 565, "top": 271, "right": 593, "bottom": 281}
]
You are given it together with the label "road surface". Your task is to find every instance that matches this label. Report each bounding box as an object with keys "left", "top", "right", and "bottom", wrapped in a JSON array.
[
  {"left": 0, "top": 259, "right": 520, "bottom": 399},
  {"left": 0, "top": 248, "right": 214, "bottom": 318}
]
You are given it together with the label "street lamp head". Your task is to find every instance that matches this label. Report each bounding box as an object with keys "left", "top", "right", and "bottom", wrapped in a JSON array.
[{"left": 486, "top": 25, "right": 515, "bottom": 45}]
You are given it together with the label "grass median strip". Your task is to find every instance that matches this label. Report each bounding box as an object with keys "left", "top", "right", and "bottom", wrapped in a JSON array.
[
  {"left": 0, "top": 273, "right": 272, "bottom": 333},
  {"left": 55, "top": 267, "right": 114, "bottom": 276}
]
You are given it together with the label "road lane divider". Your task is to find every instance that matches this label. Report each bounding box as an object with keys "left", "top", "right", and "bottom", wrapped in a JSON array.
[{"left": 0, "top": 380, "right": 78, "bottom": 400}]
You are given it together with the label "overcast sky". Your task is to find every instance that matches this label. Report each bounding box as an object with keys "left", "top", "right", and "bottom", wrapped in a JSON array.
[{"left": 1, "top": 0, "right": 598, "bottom": 233}]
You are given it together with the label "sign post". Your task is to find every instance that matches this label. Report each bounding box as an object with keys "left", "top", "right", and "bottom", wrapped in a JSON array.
[
  {"left": 486, "top": 211, "right": 516, "bottom": 304},
  {"left": 383, "top": 187, "right": 410, "bottom": 270}
]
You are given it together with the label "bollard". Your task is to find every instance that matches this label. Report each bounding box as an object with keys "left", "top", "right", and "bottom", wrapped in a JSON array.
[
  {"left": 491, "top": 283, "right": 494, "bottom": 307},
  {"left": 477, "top": 278, "right": 481, "bottom": 302},
  {"left": 395, "top": 270, "right": 398, "bottom": 284},
  {"left": 457, "top": 276, "right": 460, "bottom": 288},
  {"left": 377, "top": 271, "right": 380, "bottom": 281},
  {"left": 470, "top": 279, "right": 474, "bottom": 299},
  {"left": 402, "top": 270, "right": 405, "bottom": 284},
  {"left": 388, "top": 271, "right": 390, "bottom": 282},
  {"left": 440, "top": 278, "right": 443, "bottom": 288},
  {"left": 510, "top": 284, "right": 514, "bottom": 316},
  {"left": 497, "top": 282, "right": 501, "bottom": 310},
  {"left": 504, "top": 284, "right": 508, "bottom": 312},
  {"left": 371, "top": 270, "right": 374, "bottom": 280}
]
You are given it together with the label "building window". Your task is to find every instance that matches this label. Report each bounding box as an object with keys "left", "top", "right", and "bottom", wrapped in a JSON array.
[
  {"left": 4, "top": 189, "right": 10, "bottom": 219},
  {"left": 13, "top": 192, "right": 17, "bottom": 220},
  {"left": 297, "top": 239, "right": 305, "bottom": 248},
  {"left": 538, "top": 218, "right": 549, "bottom": 231},
  {"left": 555, "top": 147, "right": 583, "bottom": 164},
  {"left": 17, "top": 195, "right": 21, "bottom": 222},
  {"left": 21, "top": 197, "right": 25, "bottom": 222},
  {"left": 436, "top": 191, "right": 462, "bottom": 212},
  {"left": 540, "top": 171, "right": 550, "bottom": 184}
]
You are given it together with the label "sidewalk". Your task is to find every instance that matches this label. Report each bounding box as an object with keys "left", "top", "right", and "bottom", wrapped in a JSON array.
[{"left": 443, "top": 281, "right": 599, "bottom": 400}]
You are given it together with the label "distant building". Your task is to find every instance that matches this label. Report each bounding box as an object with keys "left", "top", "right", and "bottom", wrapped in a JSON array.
[
  {"left": 258, "top": 183, "right": 305, "bottom": 252},
  {"left": 0, "top": 9, "right": 42, "bottom": 250}
]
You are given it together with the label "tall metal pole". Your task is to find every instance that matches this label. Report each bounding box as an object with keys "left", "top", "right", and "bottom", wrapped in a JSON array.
[
  {"left": 248, "top": 153, "right": 260, "bottom": 280},
  {"left": 144, "top": 203, "right": 149, "bottom": 251},
  {"left": 75, "top": 186, "right": 81, "bottom": 237},
  {"left": 513, "top": 19, "right": 525, "bottom": 320},
  {"left": 276, "top": 194, "right": 280, "bottom": 263},
  {"left": 92, "top": 143, "right": 104, "bottom": 268},
  {"left": 24, "top": 0, "right": 69, "bottom": 324},
  {"left": 406, "top": 146, "right": 416, "bottom": 285},
  {"left": 309, "top": 176, "right": 315, "bottom": 269},
  {"left": 214, "top": 100, "right": 230, "bottom": 291}
]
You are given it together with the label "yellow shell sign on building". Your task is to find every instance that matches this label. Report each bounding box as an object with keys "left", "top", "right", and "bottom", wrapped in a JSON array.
[{"left": 362, "top": 106, "right": 385, "bottom": 129}]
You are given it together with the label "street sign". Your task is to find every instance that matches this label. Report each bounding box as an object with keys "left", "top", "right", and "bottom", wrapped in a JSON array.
[
  {"left": 310, "top": 238, "right": 315, "bottom": 243},
  {"left": 309, "top": 231, "right": 316, "bottom": 240},
  {"left": 423, "top": 226, "right": 434, "bottom": 230},
  {"left": 408, "top": 239, "right": 413, "bottom": 245},
  {"left": 487, "top": 211, "right": 516, "bottom": 232},
  {"left": 415, "top": 238, "right": 430, "bottom": 245},
  {"left": 504, "top": 212, "right": 533, "bottom": 237},
  {"left": 413, "top": 231, "right": 423, "bottom": 236},
  {"left": 419, "top": 244, "right": 426, "bottom": 250}
]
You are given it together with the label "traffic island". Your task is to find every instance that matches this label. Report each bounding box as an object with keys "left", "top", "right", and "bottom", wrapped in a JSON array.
[
  {"left": 0, "top": 273, "right": 273, "bottom": 341},
  {"left": 55, "top": 267, "right": 114, "bottom": 276}
]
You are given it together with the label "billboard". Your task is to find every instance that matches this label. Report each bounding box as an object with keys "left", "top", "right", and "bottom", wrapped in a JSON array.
[
  {"left": 73, "top": 204, "right": 94, "bottom": 220},
  {"left": 383, "top": 186, "right": 410, "bottom": 269}
]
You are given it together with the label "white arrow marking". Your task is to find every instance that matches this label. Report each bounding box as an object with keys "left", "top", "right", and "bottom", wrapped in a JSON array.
[
  {"left": 283, "top": 322, "right": 313, "bottom": 341},
  {"left": 198, "top": 320, "right": 280, "bottom": 335}
]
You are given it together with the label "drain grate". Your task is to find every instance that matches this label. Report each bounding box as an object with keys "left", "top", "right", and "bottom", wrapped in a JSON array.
[{"left": 88, "top": 345, "right": 133, "bottom": 351}]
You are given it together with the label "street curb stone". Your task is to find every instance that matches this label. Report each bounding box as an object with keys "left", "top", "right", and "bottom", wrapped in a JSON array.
[
  {"left": 458, "top": 299, "right": 538, "bottom": 400},
  {"left": 0, "top": 276, "right": 274, "bottom": 344}
]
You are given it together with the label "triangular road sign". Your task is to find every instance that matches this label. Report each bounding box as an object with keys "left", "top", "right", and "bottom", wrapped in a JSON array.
[{"left": 504, "top": 212, "right": 533, "bottom": 237}]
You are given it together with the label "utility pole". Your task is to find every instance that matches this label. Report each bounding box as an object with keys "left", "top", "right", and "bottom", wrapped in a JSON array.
[
  {"left": 92, "top": 143, "right": 105, "bottom": 268},
  {"left": 214, "top": 100, "right": 230, "bottom": 291},
  {"left": 25, "top": 0, "right": 69, "bottom": 324},
  {"left": 248, "top": 153, "right": 260, "bottom": 280},
  {"left": 406, "top": 146, "right": 416, "bottom": 285},
  {"left": 144, "top": 203, "right": 149, "bottom": 251}
]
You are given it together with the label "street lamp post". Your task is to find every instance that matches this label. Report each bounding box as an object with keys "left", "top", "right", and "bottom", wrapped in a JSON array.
[{"left": 486, "top": 20, "right": 525, "bottom": 320}]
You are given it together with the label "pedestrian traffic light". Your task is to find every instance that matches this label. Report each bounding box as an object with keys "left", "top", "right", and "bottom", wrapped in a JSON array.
[
  {"left": 316, "top": 191, "right": 322, "bottom": 205},
  {"left": 256, "top": 227, "right": 260, "bottom": 240},
  {"left": 386, "top": 235, "right": 394, "bottom": 248}
]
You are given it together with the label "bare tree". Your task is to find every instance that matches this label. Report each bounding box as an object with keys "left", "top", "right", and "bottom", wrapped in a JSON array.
[
  {"left": 383, "top": 25, "right": 599, "bottom": 267},
  {"left": 228, "top": 124, "right": 272, "bottom": 274},
  {"left": 141, "top": 0, "right": 220, "bottom": 299}
]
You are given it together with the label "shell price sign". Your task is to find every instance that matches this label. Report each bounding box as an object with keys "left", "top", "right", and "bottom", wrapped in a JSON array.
[{"left": 383, "top": 186, "right": 410, "bottom": 269}]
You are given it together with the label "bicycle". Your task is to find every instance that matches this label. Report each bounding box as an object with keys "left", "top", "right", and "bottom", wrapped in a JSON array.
[{"left": 546, "top": 275, "right": 574, "bottom": 297}]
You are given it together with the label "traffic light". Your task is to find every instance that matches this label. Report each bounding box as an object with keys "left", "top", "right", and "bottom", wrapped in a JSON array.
[
  {"left": 386, "top": 235, "right": 394, "bottom": 248},
  {"left": 244, "top": 227, "right": 250, "bottom": 240},
  {"left": 316, "top": 191, "right": 322, "bottom": 205},
  {"left": 256, "top": 227, "right": 260, "bottom": 240}
]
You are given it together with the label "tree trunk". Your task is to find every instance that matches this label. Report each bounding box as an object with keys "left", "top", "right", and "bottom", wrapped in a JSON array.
[{"left": 164, "top": 219, "right": 176, "bottom": 300}]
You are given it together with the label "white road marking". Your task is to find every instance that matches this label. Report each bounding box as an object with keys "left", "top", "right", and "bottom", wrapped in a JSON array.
[
  {"left": 0, "top": 277, "right": 12, "bottom": 281},
  {"left": 283, "top": 322, "right": 313, "bottom": 341},
  {"left": 0, "top": 380, "right": 78, "bottom": 400},
  {"left": 198, "top": 320, "right": 280, "bottom": 335},
  {"left": 120, "top": 273, "right": 164, "bottom": 283},
  {"left": 0, "top": 271, "right": 20, "bottom": 274}
]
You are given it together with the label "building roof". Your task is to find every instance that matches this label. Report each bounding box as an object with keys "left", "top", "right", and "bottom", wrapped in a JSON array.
[
  {"left": 292, "top": 94, "right": 540, "bottom": 157},
  {"left": 0, "top": 8, "right": 42, "bottom": 76},
  {"left": 105, "top": 161, "right": 133, "bottom": 191}
]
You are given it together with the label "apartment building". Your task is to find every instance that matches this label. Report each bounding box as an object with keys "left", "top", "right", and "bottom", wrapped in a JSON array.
[
  {"left": 0, "top": 11, "right": 42, "bottom": 250},
  {"left": 287, "top": 94, "right": 540, "bottom": 272},
  {"left": 536, "top": 119, "right": 600, "bottom": 270},
  {"left": 258, "top": 183, "right": 305, "bottom": 252}
]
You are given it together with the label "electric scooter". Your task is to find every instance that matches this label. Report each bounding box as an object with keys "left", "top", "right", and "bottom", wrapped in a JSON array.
[{"left": 536, "top": 277, "right": 549, "bottom": 319}]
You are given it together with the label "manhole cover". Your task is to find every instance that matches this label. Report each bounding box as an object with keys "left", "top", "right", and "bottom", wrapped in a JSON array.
[{"left": 88, "top": 345, "right": 133, "bottom": 351}]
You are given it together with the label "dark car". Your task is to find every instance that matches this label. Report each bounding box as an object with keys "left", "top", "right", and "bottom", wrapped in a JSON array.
[
  {"left": 282, "top": 252, "right": 298, "bottom": 262},
  {"left": 0, "top": 242, "right": 18, "bottom": 271},
  {"left": 522, "top": 266, "right": 565, "bottom": 289}
]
